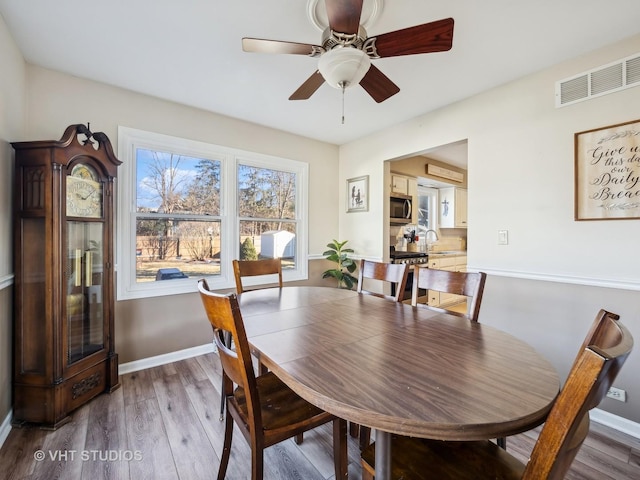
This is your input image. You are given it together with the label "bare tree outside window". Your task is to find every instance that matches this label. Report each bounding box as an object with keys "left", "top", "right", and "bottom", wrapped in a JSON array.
[
  {"left": 135, "top": 149, "right": 222, "bottom": 281},
  {"left": 133, "top": 150, "right": 299, "bottom": 281}
]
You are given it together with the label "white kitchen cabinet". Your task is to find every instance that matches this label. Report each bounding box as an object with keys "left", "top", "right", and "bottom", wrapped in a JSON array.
[
  {"left": 439, "top": 187, "right": 467, "bottom": 228},
  {"left": 391, "top": 174, "right": 409, "bottom": 195},
  {"left": 426, "top": 254, "right": 467, "bottom": 307}
]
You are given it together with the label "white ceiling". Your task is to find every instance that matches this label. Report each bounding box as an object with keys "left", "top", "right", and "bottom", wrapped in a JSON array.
[{"left": 1, "top": 0, "right": 640, "bottom": 150}]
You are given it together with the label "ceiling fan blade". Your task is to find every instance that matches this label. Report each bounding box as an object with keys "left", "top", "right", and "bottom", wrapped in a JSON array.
[
  {"left": 367, "top": 17, "right": 454, "bottom": 58},
  {"left": 359, "top": 65, "right": 400, "bottom": 103},
  {"left": 325, "top": 0, "right": 363, "bottom": 34},
  {"left": 242, "top": 38, "right": 322, "bottom": 56},
  {"left": 289, "top": 71, "right": 325, "bottom": 100}
]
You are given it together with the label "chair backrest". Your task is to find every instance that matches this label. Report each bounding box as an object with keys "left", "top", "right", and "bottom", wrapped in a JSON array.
[
  {"left": 411, "top": 267, "right": 486, "bottom": 321},
  {"left": 357, "top": 259, "right": 409, "bottom": 302},
  {"left": 198, "top": 279, "right": 263, "bottom": 431},
  {"left": 523, "top": 309, "right": 633, "bottom": 480},
  {"left": 233, "top": 258, "right": 283, "bottom": 293}
]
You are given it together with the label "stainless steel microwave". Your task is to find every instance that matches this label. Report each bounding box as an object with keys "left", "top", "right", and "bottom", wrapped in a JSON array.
[{"left": 390, "top": 194, "right": 412, "bottom": 224}]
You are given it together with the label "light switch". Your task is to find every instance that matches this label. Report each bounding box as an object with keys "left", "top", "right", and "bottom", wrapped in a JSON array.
[{"left": 498, "top": 230, "right": 509, "bottom": 245}]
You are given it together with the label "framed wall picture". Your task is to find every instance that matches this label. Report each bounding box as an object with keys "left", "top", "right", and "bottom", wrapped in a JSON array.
[
  {"left": 575, "top": 119, "right": 640, "bottom": 220},
  {"left": 346, "top": 175, "right": 369, "bottom": 213}
]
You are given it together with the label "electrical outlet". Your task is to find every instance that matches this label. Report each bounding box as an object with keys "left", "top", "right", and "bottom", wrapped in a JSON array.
[{"left": 606, "top": 387, "right": 626, "bottom": 402}]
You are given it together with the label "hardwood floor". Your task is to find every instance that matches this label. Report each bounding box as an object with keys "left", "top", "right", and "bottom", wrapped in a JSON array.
[{"left": 1, "top": 353, "right": 639, "bottom": 479}]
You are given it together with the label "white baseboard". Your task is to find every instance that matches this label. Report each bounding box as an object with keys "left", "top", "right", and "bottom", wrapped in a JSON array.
[
  {"left": 591, "top": 408, "right": 640, "bottom": 439},
  {"left": 0, "top": 409, "right": 12, "bottom": 450},
  {"left": 118, "top": 343, "right": 214, "bottom": 375}
]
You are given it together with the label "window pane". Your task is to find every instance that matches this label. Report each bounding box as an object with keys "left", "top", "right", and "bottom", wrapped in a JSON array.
[
  {"left": 417, "top": 186, "right": 438, "bottom": 230},
  {"left": 136, "top": 148, "right": 220, "bottom": 215},
  {"left": 136, "top": 218, "right": 221, "bottom": 282},
  {"left": 238, "top": 164, "right": 296, "bottom": 219},
  {"left": 239, "top": 220, "right": 296, "bottom": 269}
]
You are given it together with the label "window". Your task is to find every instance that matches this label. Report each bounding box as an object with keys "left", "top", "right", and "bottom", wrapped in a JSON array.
[
  {"left": 117, "top": 127, "right": 308, "bottom": 300},
  {"left": 417, "top": 185, "right": 439, "bottom": 231}
]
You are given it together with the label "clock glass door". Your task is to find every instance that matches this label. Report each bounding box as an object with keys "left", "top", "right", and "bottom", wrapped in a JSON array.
[{"left": 66, "top": 221, "right": 104, "bottom": 364}]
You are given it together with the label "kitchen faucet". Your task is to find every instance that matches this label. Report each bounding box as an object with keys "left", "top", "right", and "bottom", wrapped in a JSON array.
[{"left": 424, "top": 229, "right": 439, "bottom": 242}]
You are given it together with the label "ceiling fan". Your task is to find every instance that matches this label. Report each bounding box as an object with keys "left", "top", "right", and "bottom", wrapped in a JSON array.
[{"left": 242, "top": 0, "right": 454, "bottom": 103}]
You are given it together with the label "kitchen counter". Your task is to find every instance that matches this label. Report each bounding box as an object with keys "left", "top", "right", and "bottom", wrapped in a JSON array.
[{"left": 427, "top": 250, "right": 467, "bottom": 256}]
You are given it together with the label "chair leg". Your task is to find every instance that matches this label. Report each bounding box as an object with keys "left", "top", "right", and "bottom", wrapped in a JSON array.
[
  {"left": 497, "top": 436, "right": 507, "bottom": 449},
  {"left": 219, "top": 333, "right": 232, "bottom": 421},
  {"left": 219, "top": 383, "right": 225, "bottom": 421},
  {"left": 217, "top": 413, "right": 234, "bottom": 480},
  {"left": 251, "top": 443, "right": 264, "bottom": 480},
  {"left": 359, "top": 426, "right": 372, "bottom": 450},
  {"left": 333, "top": 418, "right": 348, "bottom": 479},
  {"left": 349, "top": 421, "right": 360, "bottom": 438}
]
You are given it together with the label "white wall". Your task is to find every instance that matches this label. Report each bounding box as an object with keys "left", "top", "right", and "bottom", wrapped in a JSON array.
[
  {"left": 339, "top": 34, "right": 640, "bottom": 423},
  {"left": 0, "top": 11, "right": 26, "bottom": 431}
]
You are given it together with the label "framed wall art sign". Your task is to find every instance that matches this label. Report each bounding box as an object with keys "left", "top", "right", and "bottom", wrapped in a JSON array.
[
  {"left": 346, "top": 175, "right": 369, "bottom": 213},
  {"left": 575, "top": 118, "right": 640, "bottom": 220}
]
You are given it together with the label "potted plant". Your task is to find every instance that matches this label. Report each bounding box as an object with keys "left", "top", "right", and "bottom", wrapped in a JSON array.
[{"left": 322, "top": 239, "right": 357, "bottom": 289}]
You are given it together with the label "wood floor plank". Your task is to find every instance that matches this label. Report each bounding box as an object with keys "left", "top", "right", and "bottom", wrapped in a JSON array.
[
  {"left": 148, "top": 362, "right": 178, "bottom": 380},
  {"left": 121, "top": 368, "right": 156, "bottom": 407},
  {"left": 1, "top": 425, "right": 48, "bottom": 480},
  {"left": 81, "top": 387, "right": 129, "bottom": 480},
  {"left": 29, "top": 402, "right": 90, "bottom": 480},
  {"left": 583, "top": 426, "right": 632, "bottom": 464},
  {"left": 125, "top": 398, "right": 179, "bottom": 480},
  {"left": 572, "top": 441, "right": 640, "bottom": 480},
  {"left": 195, "top": 352, "right": 224, "bottom": 387},
  {"left": 590, "top": 421, "right": 640, "bottom": 450},
  {"left": 174, "top": 356, "right": 209, "bottom": 386},
  {"left": 262, "top": 441, "right": 326, "bottom": 479},
  {"left": 182, "top": 378, "right": 252, "bottom": 478},
  {"left": 153, "top": 372, "right": 217, "bottom": 480},
  {"left": 295, "top": 422, "right": 361, "bottom": 479}
]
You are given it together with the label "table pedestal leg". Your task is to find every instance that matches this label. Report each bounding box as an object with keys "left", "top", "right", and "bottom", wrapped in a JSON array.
[{"left": 375, "top": 430, "right": 391, "bottom": 480}]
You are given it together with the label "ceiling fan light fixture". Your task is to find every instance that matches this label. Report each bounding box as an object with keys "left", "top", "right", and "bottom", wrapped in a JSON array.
[{"left": 318, "top": 47, "right": 371, "bottom": 90}]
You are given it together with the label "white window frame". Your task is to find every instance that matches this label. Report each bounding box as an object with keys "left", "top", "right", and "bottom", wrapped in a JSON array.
[{"left": 117, "top": 126, "right": 308, "bottom": 300}]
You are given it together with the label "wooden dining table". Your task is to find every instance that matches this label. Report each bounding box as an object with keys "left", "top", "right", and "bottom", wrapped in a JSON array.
[{"left": 238, "top": 286, "right": 560, "bottom": 480}]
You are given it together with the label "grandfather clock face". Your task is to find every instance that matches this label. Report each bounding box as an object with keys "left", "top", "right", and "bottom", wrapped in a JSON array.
[{"left": 66, "top": 163, "right": 103, "bottom": 218}]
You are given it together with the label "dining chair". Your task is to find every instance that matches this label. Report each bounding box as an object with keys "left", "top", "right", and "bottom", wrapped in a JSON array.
[
  {"left": 357, "top": 259, "right": 409, "bottom": 302},
  {"left": 198, "top": 279, "right": 348, "bottom": 480},
  {"left": 233, "top": 258, "right": 283, "bottom": 293},
  {"left": 411, "top": 267, "right": 487, "bottom": 322},
  {"left": 221, "top": 258, "right": 283, "bottom": 421},
  {"left": 406, "top": 267, "right": 500, "bottom": 450},
  {"left": 355, "top": 259, "right": 409, "bottom": 449},
  {"left": 360, "top": 309, "right": 634, "bottom": 480}
]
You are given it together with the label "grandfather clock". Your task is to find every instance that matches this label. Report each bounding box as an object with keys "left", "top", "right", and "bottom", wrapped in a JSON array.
[{"left": 12, "top": 124, "right": 121, "bottom": 428}]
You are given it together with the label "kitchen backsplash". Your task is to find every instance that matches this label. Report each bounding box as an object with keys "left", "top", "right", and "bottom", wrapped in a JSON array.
[
  {"left": 430, "top": 235, "right": 466, "bottom": 252},
  {"left": 390, "top": 227, "right": 466, "bottom": 252}
]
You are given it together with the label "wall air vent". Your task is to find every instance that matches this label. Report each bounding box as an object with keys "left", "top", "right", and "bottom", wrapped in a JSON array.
[{"left": 556, "top": 52, "right": 640, "bottom": 107}]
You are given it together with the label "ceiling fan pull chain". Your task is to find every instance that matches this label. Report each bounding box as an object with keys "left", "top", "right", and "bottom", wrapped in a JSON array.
[{"left": 341, "top": 81, "right": 346, "bottom": 124}]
